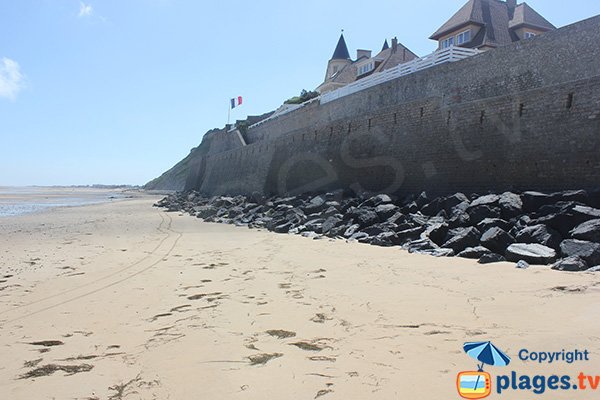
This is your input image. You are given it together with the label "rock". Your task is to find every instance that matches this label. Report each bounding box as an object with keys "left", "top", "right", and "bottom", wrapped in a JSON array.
[
  {"left": 303, "top": 195, "right": 327, "bottom": 213},
  {"left": 360, "top": 194, "right": 392, "bottom": 208},
  {"left": 415, "top": 192, "right": 429, "bottom": 208},
  {"left": 321, "top": 216, "right": 343, "bottom": 235},
  {"left": 587, "top": 266, "right": 600, "bottom": 272},
  {"left": 478, "top": 253, "right": 507, "bottom": 264},
  {"left": 457, "top": 246, "right": 492, "bottom": 259},
  {"left": 477, "top": 218, "right": 511, "bottom": 233},
  {"left": 396, "top": 226, "right": 426, "bottom": 244},
  {"left": 422, "top": 193, "right": 469, "bottom": 216},
  {"left": 273, "top": 221, "right": 294, "bottom": 233},
  {"left": 406, "top": 238, "right": 437, "bottom": 253},
  {"left": 467, "top": 205, "right": 501, "bottom": 225},
  {"left": 480, "top": 227, "right": 515, "bottom": 254},
  {"left": 442, "top": 227, "right": 481, "bottom": 253},
  {"left": 387, "top": 211, "right": 406, "bottom": 225},
  {"left": 521, "top": 191, "right": 556, "bottom": 213},
  {"left": 498, "top": 192, "right": 523, "bottom": 219},
  {"left": 531, "top": 204, "right": 600, "bottom": 236},
  {"left": 470, "top": 194, "right": 500, "bottom": 208},
  {"left": 375, "top": 204, "right": 399, "bottom": 220},
  {"left": 560, "top": 239, "right": 600, "bottom": 265},
  {"left": 301, "top": 231, "right": 321, "bottom": 239},
  {"left": 304, "top": 219, "right": 325, "bottom": 234},
  {"left": 371, "top": 232, "right": 397, "bottom": 247},
  {"left": 343, "top": 224, "right": 361, "bottom": 238},
  {"left": 515, "top": 224, "right": 562, "bottom": 250},
  {"left": 427, "top": 223, "right": 449, "bottom": 246},
  {"left": 448, "top": 210, "right": 470, "bottom": 228},
  {"left": 418, "top": 248, "right": 455, "bottom": 257},
  {"left": 551, "top": 256, "right": 589, "bottom": 272},
  {"left": 570, "top": 219, "right": 600, "bottom": 243},
  {"left": 350, "top": 232, "right": 370, "bottom": 242},
  {"left": 401, "top": 201, "right": 419, "bottom": 214},
  {"left": 350, "top": 208, "right": 379, "bottom": 228},
  {"left": 515, "top": 260, "right": 530, "bottom": 269},
  {"left": 505, "top": 243, "right": 557, "bottom": 265}
]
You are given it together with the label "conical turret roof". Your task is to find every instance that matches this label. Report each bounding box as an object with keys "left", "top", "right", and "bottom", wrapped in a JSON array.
[
  {"left": 331, "top": 33, "right": 350, "bottom": 60},
  {"left": 382, "top": 39, "right": 390, "bottom": 51}
]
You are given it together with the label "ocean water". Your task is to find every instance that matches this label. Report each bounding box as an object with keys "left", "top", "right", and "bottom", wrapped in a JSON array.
[{"left": 0, "top": 187, "right": 126, "bottom": 217}]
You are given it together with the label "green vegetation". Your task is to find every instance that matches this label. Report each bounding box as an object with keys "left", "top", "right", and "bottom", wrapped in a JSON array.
[{"left": 284, "top": 89, "right": 319, "bottom": 105}]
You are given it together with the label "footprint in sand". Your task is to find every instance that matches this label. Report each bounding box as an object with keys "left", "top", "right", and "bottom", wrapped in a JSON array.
[{"left": 265, "top": 330, "right": 296, "bottom": 339}]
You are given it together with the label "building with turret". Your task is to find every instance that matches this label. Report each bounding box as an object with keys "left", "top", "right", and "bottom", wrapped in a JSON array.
[{"left": 317, "top": 33, "right": 417, "bottom": 94}]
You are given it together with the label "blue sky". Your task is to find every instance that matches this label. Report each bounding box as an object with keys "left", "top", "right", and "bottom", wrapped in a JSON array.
[{"left": 1, "top": 0, "right": 599, "bottom": 186}]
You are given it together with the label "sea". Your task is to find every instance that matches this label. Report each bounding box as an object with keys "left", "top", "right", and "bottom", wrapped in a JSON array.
[{"left": 0, "top": 187, "right": 127, "bottom": 217}]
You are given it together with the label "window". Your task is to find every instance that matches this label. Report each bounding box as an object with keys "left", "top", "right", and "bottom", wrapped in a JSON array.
[
  {"left": 456, "top": 30, "right": 471, "bottom": 45},
  {"left": 441, "top": 36, "right": 455, "bottom": 49},
  {"left": 524, "top": 32, "right": 536, "bottom": 39},
  {"left": 357, "top": 62, "right": 374, "bottom": 76}
]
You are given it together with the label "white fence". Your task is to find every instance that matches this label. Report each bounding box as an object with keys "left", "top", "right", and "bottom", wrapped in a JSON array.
[
  {"left": 320, "top": 46, "right": 481, "bottom": 104},
  {"left": 245, "top": 46, "right": 480, "bottom": 131}
]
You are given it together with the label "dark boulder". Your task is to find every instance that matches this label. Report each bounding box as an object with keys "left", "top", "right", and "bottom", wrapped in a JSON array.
[
  {"left": 470, "top": 194, "right": 500, "bottom": 208},
  {"left": 375, "top": 204, "right": 400, "bottom": 220},
  {"left": 570, "top": 219, "right": 600, "bottom": 243},
  {"left": 350, "top": 208, "right": 379, "bottom": 228},
  {"left": 360, "top": 194, "right": 393, "bottom": 208},
  {"left": 498, "top": 192, "right": 523, "bottom": 219},
  {"left": 418, "top": 248, "right": 455, "bottom": 257},
  {"left": 343, "top": 224, "right": 361, "bottom": 238},
  {"left": 515, "top": 260, "right": 530, "bottom": 269},
  {"left": 322, "top": 216, "right": 343, "bottom": 235},
  {"left": 505, "top": 243, "right": 557, "bottom": 265},
  {"left": 530, "top": 204, "right": 600, "bottom": 236},
  {"left": 396, "top": 226, "right": 426, "bottom": 244},
  {"left": 477, "top": 218, "right": 511, "bottom": 233},
  {"left": 560, "top": 239, "right": 600, "bottom": 266},
  {"left": 457, "top": 246, "right": 492, "bottom": 259},
  {"left": 478, "top": 253, "right": 507, "bottom": 264},
  {"left": 467, "top": 205, "right": 501, "bottom": 225},
  {"left": 427, "top": 223, "right": 450, "bottom": 246},
  {"left": 515, "top": 224, "right": 562, "bottom": 250},
  {"left": 442, "top": 227, "right": 481, "bottom": 253},
  {"left": 552, "top": 256, "right": 589, "bottom": 272},
  {"left": 407, "top": 238, "right": 438, "bottom": 253},
  {"left": 371, "top": 232, "right": 398, "bottom": 247},
  {"left": 480, "top": 227, "right": 515, "bottom": 254}
]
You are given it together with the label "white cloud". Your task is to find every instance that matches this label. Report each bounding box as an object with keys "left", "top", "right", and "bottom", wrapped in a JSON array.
[
  {"left": 0, "top": 58, "right": 24, "bottom": 101},
  {"left": 78, "top": 2, "right": 93, "bottom": 17}
]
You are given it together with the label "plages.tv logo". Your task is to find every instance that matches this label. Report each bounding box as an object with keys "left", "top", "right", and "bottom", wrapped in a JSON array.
[{"left": 457, "top": 341, "right": 511, "bottom": 399}]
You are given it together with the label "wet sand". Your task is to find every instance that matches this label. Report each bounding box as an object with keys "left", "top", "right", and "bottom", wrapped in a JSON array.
[{"left": 1, "top": 196, "right": 599, "bottom": 399}]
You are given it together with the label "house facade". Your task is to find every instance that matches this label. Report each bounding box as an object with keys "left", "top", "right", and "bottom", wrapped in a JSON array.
[
  {"left": 317, "top": 34, "right": 417, "bottom": 94},
  {"left": 430, "top": 0, "right": 556, "bottom": 50}
]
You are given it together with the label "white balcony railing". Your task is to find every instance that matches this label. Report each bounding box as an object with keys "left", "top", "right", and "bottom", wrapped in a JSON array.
[
  {"left": 320, "top": 46, "right": 481, "bottom": 104},
  {"left": 246, "top": 46, "right": 480, "bottom": 131}
]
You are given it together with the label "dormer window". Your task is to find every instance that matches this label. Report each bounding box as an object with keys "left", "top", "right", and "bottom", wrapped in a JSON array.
[
  {"left": 357, "top": 62, "right": 374, "bottom": 76},
  {"left": 524, "top": 31, "right": 536, "bottom": 39},
  {"left": 456, "top": 30, "right": 471, "bottom": 45},
  {"left": 441, "top": 36, "right": 455, "bottom": 49}
]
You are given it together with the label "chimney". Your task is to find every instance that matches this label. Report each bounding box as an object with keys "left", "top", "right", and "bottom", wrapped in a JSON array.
[
  {"left": 391, "top": 37, "right": 398, "bottom": 53},
  {"left": 507, "top": 0, "right": 517, "bottom": 13},
  {"left": 356, "top": 49, "right": 372, "bottom": 59}
]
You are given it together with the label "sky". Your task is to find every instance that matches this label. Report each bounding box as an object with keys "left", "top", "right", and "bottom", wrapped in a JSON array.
[{"left": 1, "top": 0, "right": 599, "bottom": 186}]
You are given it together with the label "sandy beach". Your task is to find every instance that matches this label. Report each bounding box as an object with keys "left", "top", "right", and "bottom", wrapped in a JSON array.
[{"left": 1, "top": 195, "right": 600, "bottom": 399}]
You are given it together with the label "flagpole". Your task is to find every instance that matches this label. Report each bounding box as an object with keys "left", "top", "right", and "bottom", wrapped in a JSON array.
[{"left": 227, "top": 100, "right": 231, "bottom": 127}]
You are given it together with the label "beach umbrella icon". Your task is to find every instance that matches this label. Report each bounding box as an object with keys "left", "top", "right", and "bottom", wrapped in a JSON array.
[{"left": 463, "top": 341, "right": 511, "bottom": 371}]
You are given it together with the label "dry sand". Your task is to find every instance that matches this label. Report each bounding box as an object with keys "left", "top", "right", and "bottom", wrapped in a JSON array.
[{"left": 1, "top": 195, "right": 599, "bottom": 399}]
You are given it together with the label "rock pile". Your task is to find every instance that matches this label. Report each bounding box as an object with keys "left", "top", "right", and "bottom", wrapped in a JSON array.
[{"left": 155, "top": 189, "right": 600, "bottom": 272}]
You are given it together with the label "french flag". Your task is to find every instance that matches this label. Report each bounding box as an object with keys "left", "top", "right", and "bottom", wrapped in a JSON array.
[{"left": 230, "top": 96, "right": 243, "bottom": 109}]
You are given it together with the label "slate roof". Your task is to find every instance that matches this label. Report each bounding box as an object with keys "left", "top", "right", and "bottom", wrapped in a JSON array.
[
  {"left": 430, "top": 0, "right": 555, "bottom": 48},
  {"left": 331, "top": 34, "right": 351, "bottom": 60},
  {"left": 509, "top": 3, "right": 556, "bottom": 30}
]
